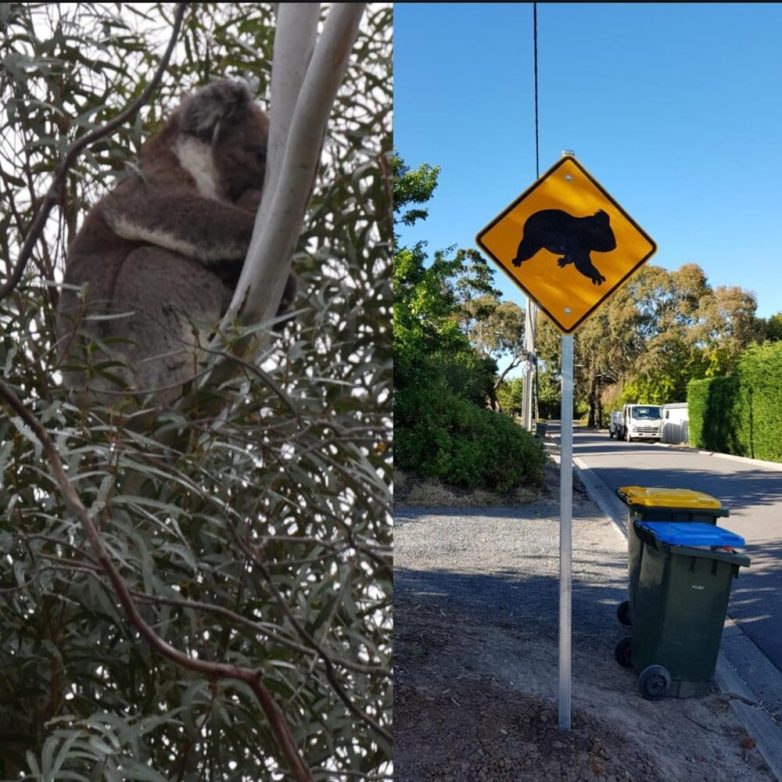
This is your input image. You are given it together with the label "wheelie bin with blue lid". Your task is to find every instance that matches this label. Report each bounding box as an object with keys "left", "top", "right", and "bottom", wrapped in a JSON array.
[
  {"left": 614, "top": 521, "right": 749, "bottom": 699},
  {"left": 615, "top": 486, "right": 729, "bottom": 626}
]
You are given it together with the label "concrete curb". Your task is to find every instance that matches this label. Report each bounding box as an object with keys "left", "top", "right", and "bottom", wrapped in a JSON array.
[{"left": 570, "top": 446, "right": 782, "bottom": 780}]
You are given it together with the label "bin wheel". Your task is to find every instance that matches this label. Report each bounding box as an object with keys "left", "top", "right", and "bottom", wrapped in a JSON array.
[
  {"left": 617, "top": 600, "right": 631, "bottom": 626},
  {"left": 614, "top": 636, "right": 633, "bottom": 669},
  {"left": 639, "top": 665, "right": 671, "bottom": 701}
]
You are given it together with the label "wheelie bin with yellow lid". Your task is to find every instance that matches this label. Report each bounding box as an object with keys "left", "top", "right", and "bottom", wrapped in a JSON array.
[
  {"left": 615, "top": 486, "right": 728, "bottom": 626},
  {"left": 614, "top": 520, "right": 749, "bottom": 699}
]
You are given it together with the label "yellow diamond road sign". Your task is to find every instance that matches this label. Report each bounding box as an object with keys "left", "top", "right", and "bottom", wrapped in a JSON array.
[{"left": 476, "top": 156, "right": 656, "bottom": 334}]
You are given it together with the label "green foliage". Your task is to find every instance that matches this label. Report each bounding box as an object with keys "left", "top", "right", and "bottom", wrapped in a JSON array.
[
  {"left": 762, "top": 312, "right": 782, "bottom": 341},
  {"left": 496, "top": 377, "right": 524, "bottom": 417},
  {"left": 734, "top": 343, "right": 782, "bottom": 461},
  {"left": 688, "top": 342, "right": 782, "bottom": 462},
  {"left": 687, "top": 375, "right": 742, "bottom": 454},
  {"left": 393, "top": 155, "right": 545, "bottom": 493},
  {"left": 0, "top": 3, "right": 391, "bottom": 779},
  {"left": 619, "top": 378, "right": 673, "bottom": 407},
  {"left": 462, "top": 295, "right": 527, "bottom": 390},
  {"left": 427, "top": 350, "right": 497, "bottom": 407},
  {"left": 534, "top": 262, "right": 760, "bottom": 427},
  {"left": 395, "top": 383, "right": 547, "bottom": 492},
  {"left": 392, "top": 166, "right": 500, "bottom": 408},
  {"left": 392, "top": 154, "right": 440, "bottom": 228}
]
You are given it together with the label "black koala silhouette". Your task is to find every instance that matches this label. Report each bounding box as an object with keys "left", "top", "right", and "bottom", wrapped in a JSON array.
[{"left": 511, "top": 208, "right": 616, "bottom": 285}]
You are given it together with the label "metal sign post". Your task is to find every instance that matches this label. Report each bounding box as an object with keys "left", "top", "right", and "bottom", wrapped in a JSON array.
[
  {"left": 475, "top": 153, "right": 656, "bottom": 734},
  {"left": 559, "top": 333, "right": 574, "bottom": 730}
]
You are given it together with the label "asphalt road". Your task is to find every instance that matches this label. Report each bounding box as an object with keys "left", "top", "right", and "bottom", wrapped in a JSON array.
[{"left": 555, "top": 422, "right": 782, "bottom": 710}]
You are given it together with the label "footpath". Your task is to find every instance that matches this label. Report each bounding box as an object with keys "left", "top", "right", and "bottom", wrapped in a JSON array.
[{"left": 571, "top": 432, "right": 782, "bottom": 780}]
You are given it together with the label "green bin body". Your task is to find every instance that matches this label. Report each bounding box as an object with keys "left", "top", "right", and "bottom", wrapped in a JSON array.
[
  {"left": 615, "top": 486, "right": 728, "bottom": 624},
  {"left": 631, "top": 521, "right": 749, "bottom": 698}
]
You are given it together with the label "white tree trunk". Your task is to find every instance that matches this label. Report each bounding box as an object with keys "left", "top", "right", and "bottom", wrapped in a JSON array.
[{"left": 224, "top": 2, "right": 366, "bottom": 329}]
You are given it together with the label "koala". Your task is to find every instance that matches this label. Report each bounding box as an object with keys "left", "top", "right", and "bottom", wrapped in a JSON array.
[
  {"left": 56, "top": 79, "right": 296, "bottom": 408},
  {"left": 511, "top": 208, "right": 616, "bottom": 285}
]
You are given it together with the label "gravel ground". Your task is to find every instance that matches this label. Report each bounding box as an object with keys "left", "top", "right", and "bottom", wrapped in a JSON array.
[{"left": 393, "top": 463, "right": 774, "bottom": 781}]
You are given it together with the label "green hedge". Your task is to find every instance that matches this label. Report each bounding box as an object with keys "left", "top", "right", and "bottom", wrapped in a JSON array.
[
  {"left": 687, "top": 342, "right": 782, "bottom": 462},
  {"left": 395, "top": 383, "right": 547, "bottom": 492},
  {"left": 687, "top": 375, "right": 741, "bottom": 454}
]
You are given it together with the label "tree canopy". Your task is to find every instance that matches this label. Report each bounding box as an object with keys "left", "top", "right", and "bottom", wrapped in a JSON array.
[{"left": 535, "top": 262, "right": 764, "bottom": 425}]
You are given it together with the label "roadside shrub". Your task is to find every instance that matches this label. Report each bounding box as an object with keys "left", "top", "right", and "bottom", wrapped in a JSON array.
[
  {"left": 427, "top": 349, "right": 497, "bottom": 407},
  {"left": 687, "top": 377, "right": 708, "bottom": 448},
  {"left": 687, "top": 375, "right": 741, "bottom": 453},
  {"left": 735, "top": 342, "right": 782, "bottom": 461},
  {"left": 395, "top": 384, "right": 547, "bottom": 492},
  {"left": 688, "top": 342, "right": 782, "bottom": 461}
]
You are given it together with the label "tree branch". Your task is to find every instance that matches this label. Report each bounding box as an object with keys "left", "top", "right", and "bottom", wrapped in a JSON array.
[
  {"left": 260, "top": 3, "right": 320, "bottom": 226},
  {"left": 225, "top": 2, "right": 367, "bottom": 327},
  {"left": 130, "top": 589, "right": 388, "bottom": 676},
  {"left": 37, "top": 560, "right": 392, "bottom": 680}
]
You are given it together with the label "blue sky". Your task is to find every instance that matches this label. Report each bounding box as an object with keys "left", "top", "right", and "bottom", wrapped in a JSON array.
[{"left": 394, "top": 3, "right": 782, "bottom": 320}]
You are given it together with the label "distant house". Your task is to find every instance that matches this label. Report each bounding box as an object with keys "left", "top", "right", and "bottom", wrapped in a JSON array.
[{"left": 662, "top": 403, "right": 688, "bottom": 445}]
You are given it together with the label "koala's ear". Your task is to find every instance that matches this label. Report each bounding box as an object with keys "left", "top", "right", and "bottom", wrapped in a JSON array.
[{"left": 181, "top": 80, "right": 252, "bottom": 143}]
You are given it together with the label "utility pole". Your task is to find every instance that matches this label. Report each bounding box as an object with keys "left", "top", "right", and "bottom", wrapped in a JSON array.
[
  {"left": 522, "top": 300, "right": 537, "bottom": 431},
  {"left": 523, "top": 1, "right": 540, "bottom": 434}
]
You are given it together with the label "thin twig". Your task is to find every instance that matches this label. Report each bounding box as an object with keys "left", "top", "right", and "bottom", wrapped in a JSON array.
[{"left": 131, "top": 590, "right": 389, "bottom": 677}]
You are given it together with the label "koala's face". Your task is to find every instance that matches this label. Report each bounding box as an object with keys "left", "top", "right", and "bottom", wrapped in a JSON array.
[{"left": 177, "top": 80, "right": 270, "bottom": 204}]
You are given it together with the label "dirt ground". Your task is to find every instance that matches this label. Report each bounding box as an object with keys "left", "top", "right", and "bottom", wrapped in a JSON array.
[{"left": 394, "top": 463, "right": 775, "bottom": 781}]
